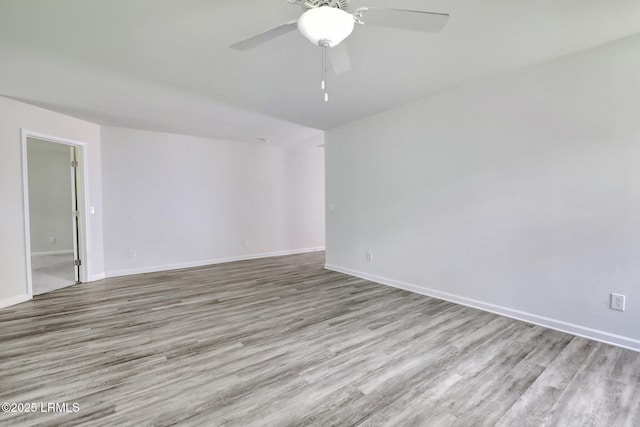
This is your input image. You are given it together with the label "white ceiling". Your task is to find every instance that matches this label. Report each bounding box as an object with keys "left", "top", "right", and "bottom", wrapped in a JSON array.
[{"left": 1, "top": 0, "right": 639, "bottom": 146}]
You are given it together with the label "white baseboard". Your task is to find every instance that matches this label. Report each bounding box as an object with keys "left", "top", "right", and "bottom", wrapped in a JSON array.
[
  {"left": 106, "top": 247, "right": 325, "bottom": 278},
  {"left": 89, "top": 273, "right": 106, "bottom": 282},
  {"left": 324, "top": 263, "right": 640, "bottom": 353},
  {"left": 0, "top": 293, "right": 32, "bottom": 310},
  {"left": 31, "top": 250, "right": 74, "bottom": 257}
]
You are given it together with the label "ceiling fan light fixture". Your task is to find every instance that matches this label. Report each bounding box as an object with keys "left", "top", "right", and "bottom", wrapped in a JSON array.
[{"left": 297, "top": 6, "right": 354, "bottom": 47}]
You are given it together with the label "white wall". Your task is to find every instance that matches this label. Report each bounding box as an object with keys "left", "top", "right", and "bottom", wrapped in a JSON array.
[
  {"left": 101, "top": 126, "right": 325, "bottom": 276},
  {"left": 27, "top": 138, "right": 74, "bottom": 254},
  {"left": 0, "top": 96, "right": 104, "bottom": 307},
  {"left": 325, "top": 34, "right": 640, "bottom": 350}
]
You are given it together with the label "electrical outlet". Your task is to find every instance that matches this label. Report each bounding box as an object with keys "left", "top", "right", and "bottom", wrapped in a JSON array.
[
  {"left": 242, "top": 239, "right": 249, "bottom": 247},
  {"left": 129, "top": 249, "right": 137, "bottom": 258},
  {"left": 366, "top": 251, "right": 373, "bottom": 262},
  {"left": 611, "top": 293, "right": 625, "bottom": 311},
  {"left": 49, "top": 236, "right": 56, "bottom": 244}
]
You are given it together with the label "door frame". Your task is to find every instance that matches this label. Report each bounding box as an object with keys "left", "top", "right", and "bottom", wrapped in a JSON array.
[{"left": 21, "top": 129, "right": 91, "bottom": 296}]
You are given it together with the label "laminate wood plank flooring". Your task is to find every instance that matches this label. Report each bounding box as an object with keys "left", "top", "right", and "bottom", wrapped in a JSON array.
[{"left": 1, "top": 252, "right": 639, "bottom": 426}]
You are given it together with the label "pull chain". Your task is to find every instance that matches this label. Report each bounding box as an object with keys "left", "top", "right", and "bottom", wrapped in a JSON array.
[{"left": 321, "top": 40, "right": 329, "bottom": 102}]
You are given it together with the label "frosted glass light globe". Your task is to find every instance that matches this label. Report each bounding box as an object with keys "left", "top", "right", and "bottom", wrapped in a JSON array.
[{"left": 297, "top": 6, "right": 355, "bottom": 47}]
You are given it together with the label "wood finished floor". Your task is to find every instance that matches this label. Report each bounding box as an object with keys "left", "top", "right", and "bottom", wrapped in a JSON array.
[{"left": 1, "top": 252, "right": 639, "bottom": 426}]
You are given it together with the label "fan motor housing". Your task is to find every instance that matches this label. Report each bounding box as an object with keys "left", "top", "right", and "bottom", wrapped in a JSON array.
[{"left": 302, "top": 0, "right": 349, "bottom": 10}]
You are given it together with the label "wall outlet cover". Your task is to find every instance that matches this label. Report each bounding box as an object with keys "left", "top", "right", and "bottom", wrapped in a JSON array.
[{"left": 611, "top": 293, "right": 625, "bottom": 311}]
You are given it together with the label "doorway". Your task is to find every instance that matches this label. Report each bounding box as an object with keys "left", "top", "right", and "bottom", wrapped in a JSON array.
[{"left": 21, "top": 131, "right": 89, "bottom": 296}]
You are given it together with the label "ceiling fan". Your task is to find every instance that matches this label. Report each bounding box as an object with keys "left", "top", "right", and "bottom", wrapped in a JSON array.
[{"left": 231, "top": 0, "right": 449, "bottom": 101}]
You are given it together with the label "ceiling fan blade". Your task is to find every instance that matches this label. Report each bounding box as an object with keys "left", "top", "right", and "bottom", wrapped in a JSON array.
[
  {"left": 357, "top": 8, "right": 449, "bottom": 33},
  {"left": 328, "top": 42, "right": 352, "bottom": 75},
  {"left": 231, "top": 20, "right": 298, "bottom": 51}
]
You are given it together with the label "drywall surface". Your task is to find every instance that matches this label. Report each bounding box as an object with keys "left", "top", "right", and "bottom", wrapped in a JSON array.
[
  {"left": 0, "top": 96, "right": 104, "bottom": 305},
  {"left": 27, "top": 138, "right": 74, "bottom": 254},
  {"left": 325, "top": 34, "right": 640, "bottom": 349},
  {"left": 101, "top": 126, "right": 325, "bottom": 275}
]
